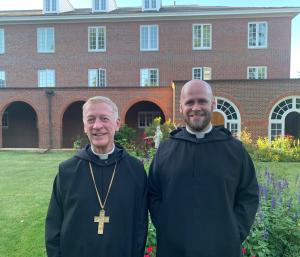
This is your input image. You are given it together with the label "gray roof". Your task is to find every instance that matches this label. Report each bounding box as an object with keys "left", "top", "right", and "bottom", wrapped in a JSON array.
[{"left": 1, "top": 5, "right": 300, "bottom": 17}]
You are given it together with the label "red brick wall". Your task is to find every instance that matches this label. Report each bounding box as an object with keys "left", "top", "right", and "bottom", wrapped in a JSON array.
[
  {"left": 0, "top": 16, "right": 291, "bottom": 89},
  {"left": 1, "top": 80, "right": 300, "bottom": 148}
]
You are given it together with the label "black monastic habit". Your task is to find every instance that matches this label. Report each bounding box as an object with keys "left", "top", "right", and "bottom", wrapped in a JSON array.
[
  {"left": 148, "top": 126, "right": 259, "bottom": 257},
  {"left": 45, "top": 144, "right": 148, "bottom": 257}
]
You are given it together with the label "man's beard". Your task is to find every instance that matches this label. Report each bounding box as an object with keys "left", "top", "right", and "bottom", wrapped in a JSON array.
[{"left": 184, "top": 110, "right": 212, "bottom": 132}]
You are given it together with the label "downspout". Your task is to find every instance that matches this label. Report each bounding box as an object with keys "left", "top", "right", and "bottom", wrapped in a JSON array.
[
  {"left": 171, "top": 82, "right": 176, "bottom": 123},
  {"left": 45, "top": 89, "right": 55, "bottom": 149}
]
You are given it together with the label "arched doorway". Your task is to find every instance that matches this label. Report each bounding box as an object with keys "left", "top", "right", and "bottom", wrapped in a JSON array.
[
  {"left": 62, "top": 101, "right": 86, "bottom": 148},
  {"left": 2, "top": 101, "right": 38, "bottom": 147},
  {"left": 125, "top": 101, "right": 165, "bottom": 139},
  {"left": 213, "top": 97, "right": 241, "bottom": 135},
  {"left": 285, "top": 112, "right": 300, "bottom": 139},
  {"left": 269, "top": 97, "right": 300, "bottom": 140}
]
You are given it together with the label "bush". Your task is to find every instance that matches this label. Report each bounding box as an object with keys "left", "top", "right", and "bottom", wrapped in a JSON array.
[
  {"left": 114, "top": 124, "right": 137, "bottom": 151},
  {"left": 144, "top": 117, "right": 177, "bottom": 142}
]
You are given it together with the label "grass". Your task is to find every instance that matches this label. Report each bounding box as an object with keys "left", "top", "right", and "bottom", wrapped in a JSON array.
[{"left": 0, "top": 151, "right": 299, "bottom": 257}]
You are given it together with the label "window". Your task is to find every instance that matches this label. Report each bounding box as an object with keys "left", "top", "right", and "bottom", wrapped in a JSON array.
[
  {"left": 192, "top": 67, "right": 212, "bottom": 80},
  {"left": 37, "top": 28, "right": 55, "bottom": 53},
  {"left": 248, "top": 22, "right": 267, "bottom": 48},
  {"left": 143, "top": 0, "right": 157, "bottom": 10},
  {"left": 0, "top": 29, "right": 4, "bottom": 54},
  {"left": 88, "top": 27, "right": 106, "bottom": 52},
  {"left": 38, "top": 69, "right": 55, "bottom": 87},
  {"left": 138, "top": 111, "right": 160, "bottom": 128},
  {"left": 140, "top": 69, "right": 159, "bottom": 87},
  {"left": 140, "top": 25, "right": 158, "bottom": 51},
  {"left": 247, "top": 66, "right": 267, "bottom": 79},
  {"left": 93, "top": 0, "right": 106, "bottom": 11},
  {"left": 193, "top": 24, "right": 211, "bottom": 49},
  {"left": 0, "top": 71, "right": 5, "bottom": 88},
  {"left": 2, "top": 111, "right": 8, "bottom": 128},
  {"left": 44, "top": 0, "right": 57, "bottom": 13},
  {"left": 88, "top": 69, "right": 106, "bottom": 87}
]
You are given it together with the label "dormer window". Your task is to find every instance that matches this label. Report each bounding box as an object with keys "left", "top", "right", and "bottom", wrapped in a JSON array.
[
  {"left": 93, "top": 0, "right": 107, "bottom": 12},
  {"left": 142, "top": 0, "right": 161, "bottom": 11},
  {"left": 44, "top": 0, "right": 58, "bottom": 13}
]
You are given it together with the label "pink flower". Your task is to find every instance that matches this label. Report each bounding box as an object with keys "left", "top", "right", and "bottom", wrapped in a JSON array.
[
  {"left": 147, "top": 247, "right": 153, "bottom": 253},
  {"left": 242, "top": 247, "right": 247, "bottom": 254},
  {"left": 144, "top": 255, "right": 150, "bottom": 257}
]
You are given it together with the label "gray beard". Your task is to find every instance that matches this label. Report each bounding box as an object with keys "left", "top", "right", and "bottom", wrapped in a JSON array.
[{"left": 184, "top": 114, "right": 211, "bottom": 132}]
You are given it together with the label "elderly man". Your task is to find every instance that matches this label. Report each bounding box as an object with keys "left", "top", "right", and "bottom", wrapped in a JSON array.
[
  {"left": 45, "top": 96, "right": 148, "bottom": 257},
  {"left": 148, "top": 80, "right": 259, "bottom": 257}
]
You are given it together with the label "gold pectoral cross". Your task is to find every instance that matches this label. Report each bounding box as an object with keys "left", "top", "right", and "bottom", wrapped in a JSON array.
[{"left": 94, "top": 209, "right": 110, "bottom": 235}]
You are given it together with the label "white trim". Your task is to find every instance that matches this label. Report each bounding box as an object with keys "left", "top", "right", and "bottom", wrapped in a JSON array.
[
  {"left": 192, "top": 23, "right": 212, "bottom": 50},
  {"left": 142, "top": 0, "right": 161, "bottom": 12},
  {"left": 268, "top": 96, "right": 300, "bottom": 140},
  {"left": 0, "top": 70, "right": 6, "bottom": 88},
  {"left": 140, "top": 24, "right": 159, "bottom": 51},
  {"left": 37, "top": 27, "right": 55, "bottom": 53},
  {"left": 88, "top": 26, "right": 106, "bottom": 52},
  {"left": 214, "top": 97, "right": 241, "bottom": 134},
  {"left": 43, "top": 0, "right": 58, "bottom": 14},
  {"left": 140, "top": 68, "right": 159, "bottom": 87},
  {"left": 92, "top": 0, "right": 107, "bottom": 13},
  {"left": 247, "top": 66, "right": 267, "bottom": 79},
  {"left": 2, "top": 8, "right": 298, "bottom": 24},
  {"left": 0, "top": 29, "right": 5, "bottom": 54},
  {"left": 38, "top": 69, "right": 55, "bottom": 87},
  {"left": 248, "top": 21, "right": 268, "bottom": 49}
]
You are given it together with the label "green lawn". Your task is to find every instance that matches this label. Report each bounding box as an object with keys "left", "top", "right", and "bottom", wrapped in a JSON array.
[{"left": 0, "top": 151, "right": 299, "bottom": 257}]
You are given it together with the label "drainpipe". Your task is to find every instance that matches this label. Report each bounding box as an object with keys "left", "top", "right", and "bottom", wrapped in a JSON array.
[
  {"left": 45, "top": 89, "right": 55, "bottom": 149},
  {"left": 171, "top": 82, "right": 176, "bottom": 123}
]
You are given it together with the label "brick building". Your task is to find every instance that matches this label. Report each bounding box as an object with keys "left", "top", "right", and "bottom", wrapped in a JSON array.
[{"left": 0, "top": 0, "right": 300, "bottom": 148}]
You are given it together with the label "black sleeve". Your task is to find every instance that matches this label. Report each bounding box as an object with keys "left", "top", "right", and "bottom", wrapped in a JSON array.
[
  {"left": 45, "top": 171, "right": 63, "bottom": 257},
  {"left": 136, "top": 167, "right": 149, "bottom": 257},
  {"left": 234, "top": 148, "right": 259, "bottom": 242},
  {"left": 148, "top": 150, "right": 162, "bottom": 229}
]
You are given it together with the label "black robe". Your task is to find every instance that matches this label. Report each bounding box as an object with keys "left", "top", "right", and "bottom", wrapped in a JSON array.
[
  {"left": 45, "top": 145, "right": 148, "bottom": 257},
  {"left": 148, "top": 126, "right": 259, "bottom": 257}
]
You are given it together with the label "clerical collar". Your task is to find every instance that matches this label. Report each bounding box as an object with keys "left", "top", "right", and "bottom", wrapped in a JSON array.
[
  {"left": 186, "top": 124, "right": 213, "bottom": 139},
  {"left": 91, "top": 145, "right": 115, "bottom": 160}
]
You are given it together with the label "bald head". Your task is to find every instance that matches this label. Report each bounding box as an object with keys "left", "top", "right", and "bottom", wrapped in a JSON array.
[
  {"left": 180, "top": 79, "right": 213, "bottom": 102},
  {"left": 179, "top": 80, "right": 215, "bottom": 132}
]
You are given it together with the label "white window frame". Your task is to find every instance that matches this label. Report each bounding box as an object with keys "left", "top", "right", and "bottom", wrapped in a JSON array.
[
  {"left": 0, "top": 29, "right": 4, "bottom": 54},
  {"left": 44, "top": 0, "right": 58, "bottom": 13},
  {"left": 140, "top": 68, "right": 159, "bottom": 87},
  {"left": 38, "top": 69, "right": 55, "bottom": 87},
  {"left": 88, "top": 68, "right": 106, "bottom": 87},
  {"left": 214, "top": 97, "right": 241, "bottom": 136},
  {"left": 0, "top": 71, "right": 5, "bottom": 88},
  {"left": 138, "top": 111, "right": 161, "bottom": 128},
  {"left": 142, "top": 0, "right": 159, "bottom": 11},
  {"left": 88, "top": 26, "right": 106, "bottom": 52},
  {"left": 140, "top": 25, "right": 159, "bottom": 51},
  {"left": 2, "top": 111, "right": 8, "bottom": 128},
  {"left": 37, "top": 28, "right": 55, "bottom": 53},
  {"left": 93, "top": 0, "right": 107, "bottom": 12},
  {"left": 193, "top": 24, "right": 212, "bottom": 50},
  {"left": 248, "top": 22, "right": 268, "bottom": 49},
  {"left": 247, "top": 66, "right": 267, "bottom": 79},
  {"left": 192, "top": 67, "right": 212, "bottom": 80},
  {"left": 268, "top": 96, "right": 300, "bottom": 140}
]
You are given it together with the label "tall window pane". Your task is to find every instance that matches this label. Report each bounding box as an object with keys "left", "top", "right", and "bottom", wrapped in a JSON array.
[{"left": 37, "top": 28, "right": 55, "bottom": 53}]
